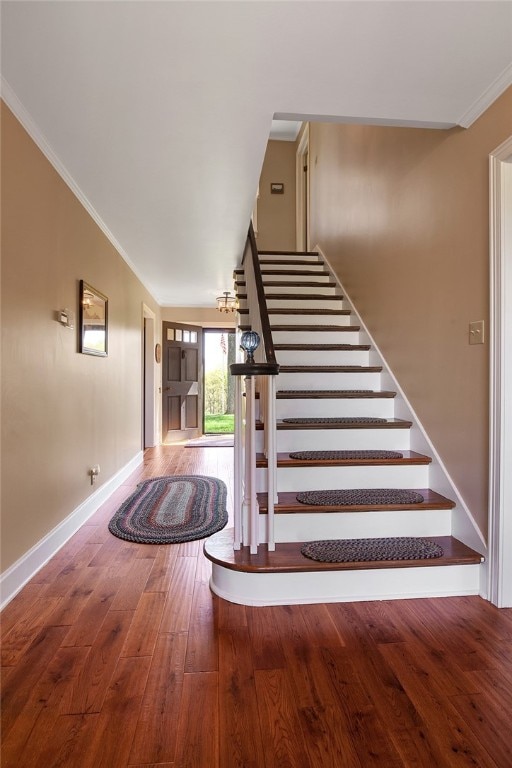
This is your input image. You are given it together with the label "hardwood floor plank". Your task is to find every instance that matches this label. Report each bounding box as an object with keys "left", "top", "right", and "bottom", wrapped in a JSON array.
[
  {"left": 120, "top": 591, "right": 166, "bottom": 658},
  {"left": 61, "top": 574, "right": 123, "bottom": 648},
  {"left": 1, "top": 646, "right": 88, "bottom": 766},
  {"left": 218, "top": 626, "right": 266, "bottom": 768},
  {"left": 184, "top": 580, "right": 219, "bottom": 672},
  {"left": 299, "top": 603, "right": 347, "bottom": 648},
  {"left": 1, "top": 624, "right": 69, "bottom": 739},
  {"left": 109, "top": 558, "right": 154, "bottom": 611},
  {"left": 254, "top": 667, "right": 311, "bottom": 768},
  {"left": 1, "top": 596, "right": 64, "bottom": 666},
  {"left": 246, "top": 605, "right": 286, "bottom": 670},
  {"left": 174, "top": 671, "right": 219, "bottom": 768},
  {"left": 62, "top": 609, "right": 134, "bottom": 714},
  {"left": 380, "top": 641, "right": 501, "bottom": 767},
  {"left": 159, "top": 556, "right": 196, "bottom": 633},
  {"left": 129, "top": 632, "right": 187, "bottom": 766},
  {"left": 449, "top": 691, "right": 512, "bottom": 768},
  {"left": 0, "top": 583, "right": 44, "bottom": 640},
  {"left": 79, "top": 656, "right": 152, "bottom": 768},
  {"left": 144, "top": 545, "right": 179, "bottom": 593}
]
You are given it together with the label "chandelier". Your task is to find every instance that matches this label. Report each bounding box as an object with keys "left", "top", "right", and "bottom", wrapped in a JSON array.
[{"left": 216, "top": 291, "right": 238, "bottom": 313}]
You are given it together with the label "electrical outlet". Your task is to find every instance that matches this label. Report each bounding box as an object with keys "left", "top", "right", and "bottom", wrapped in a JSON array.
[{"left": 469, "top": 320, "right": 485, "bottom": 345}]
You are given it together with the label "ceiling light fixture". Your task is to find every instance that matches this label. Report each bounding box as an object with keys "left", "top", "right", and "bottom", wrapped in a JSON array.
[{"left": 216, "top": 291, "right": 237, "bottom": 313}]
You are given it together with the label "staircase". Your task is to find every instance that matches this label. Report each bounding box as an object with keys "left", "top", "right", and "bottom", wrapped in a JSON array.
[{"left": 204, "top": 247, "right": 484, "bottom": 605}]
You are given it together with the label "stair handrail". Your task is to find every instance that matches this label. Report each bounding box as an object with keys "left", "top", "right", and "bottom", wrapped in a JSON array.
[{"left": 231, "top": 224, "right": 279, "bottom": 554}]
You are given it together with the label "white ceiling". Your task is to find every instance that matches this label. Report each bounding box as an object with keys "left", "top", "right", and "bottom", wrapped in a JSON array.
[{"left": 2, "top": 1, "right": 511, "bottom": 307}]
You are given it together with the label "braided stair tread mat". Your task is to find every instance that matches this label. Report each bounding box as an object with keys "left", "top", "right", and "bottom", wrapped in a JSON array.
[
  {"left": 279, "top": 389, "right": 374, "bottom": 394},
  {"left": 296, "top": 489, "right": 425, "bottom": 506},
  {"left": 290, "top": 450, "right": 404, "bottom": 460},
  {"left": 283, "top": 417, "right": 387, "bottom": 424},
  {"left": 282, "top": 365, "right": 364, "bottom": 369},
  {"left": 301, "top": 537, "right": 443, "bottom": 562}
]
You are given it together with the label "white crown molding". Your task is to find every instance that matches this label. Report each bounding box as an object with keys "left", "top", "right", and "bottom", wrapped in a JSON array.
[
  {"left": 0, "top": 451, "right": 143, "bottom": 610},
  {"left": 457, "top": 63, "right": 512, "bottom": 128},
  {"left": 0, "top": 77, "right": 157, "bottom": 302}
]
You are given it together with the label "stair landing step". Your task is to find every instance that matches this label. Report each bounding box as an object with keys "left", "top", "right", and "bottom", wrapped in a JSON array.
[
  {"left": 257, "top": 488, "right": 455, "bottom": 513},
  {"left": 276, "top": 390, "right": 396, "bottom": 399},
  {"left": 256, "top": 450, "right": 431, "bottom": 468},
  {"left": 204, "top": 531, "right": 482, "bottom": 574}
]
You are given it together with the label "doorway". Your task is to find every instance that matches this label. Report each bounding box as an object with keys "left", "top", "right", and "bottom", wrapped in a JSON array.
[
  {"left": 203, "top": 329, "right": 236, "bottom": 434},
  {"left": 489, "top": 136, "right": 512, "bottom": 607},
  {"left": 162, "top": 321, "right": 203, "bottom": 443},
  {"left": 142, "top": 304, "right": 156, "bottom": 448},
  {"left": 296, "top": 123, "right": 310, "bottom": 251}
]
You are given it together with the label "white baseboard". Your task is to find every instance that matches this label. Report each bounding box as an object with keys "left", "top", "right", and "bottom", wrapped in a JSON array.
[{"left": 0, "top": 451, "right": 143, "bottom": 610}]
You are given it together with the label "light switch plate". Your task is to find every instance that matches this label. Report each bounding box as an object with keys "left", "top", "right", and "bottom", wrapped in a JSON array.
[{"left": 469, "top": 320, "right": 485, "bottom": 345}]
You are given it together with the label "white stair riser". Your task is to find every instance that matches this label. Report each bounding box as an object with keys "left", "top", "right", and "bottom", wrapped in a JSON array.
[
  {"left": 256, "top": 463, "right": 429, "bottom": 492},
  {"left": 276, "top": 349, "right": 369, "bottom": 366},
  {"left": 266, "top": 298, "right": 346, "bottom": 310},
  {"left": 263, "top": 507, "right": 452, "bottom": 542},
  {"left": 268, "top": 313, "right": 352, "bottom": 326},
  {"left": 263, "top": 273, "right": 332, "bottom": 283},
  {"left": 265, "top": 285, "right": 337, "bottom": 295},
  {"left": 260, "top": 262, "right": 326, "bottom": 272},
  {"left": 277, "top": 371, "right": 381, "bottom": 389},
  {"left": 210, "top": 562, "right": 481, "bottom": 606},
  {"left": 272, "top": 330, "right": 361, "bottom": 345},
  {"left": 276, "top": 398, "right": 395, "bottom": 419},
  {"left": 256, "top": 428, "right": 411, "bottom": 453}
]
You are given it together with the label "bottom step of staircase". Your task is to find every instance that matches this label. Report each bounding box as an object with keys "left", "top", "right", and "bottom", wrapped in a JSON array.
[{"left": 204, "top": 530, "right": 483, "bottom": 606}]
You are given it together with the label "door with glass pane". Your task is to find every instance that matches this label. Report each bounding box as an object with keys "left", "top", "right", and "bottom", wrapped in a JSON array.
[{"left": 162, "top": 321, "right": 202, "bottom": 443}]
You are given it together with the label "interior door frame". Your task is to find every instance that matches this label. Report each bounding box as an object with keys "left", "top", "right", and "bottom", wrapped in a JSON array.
[
  {"left": 296, "top": 123, "right": 310, "bottom": 251},
  {"left": 488, "top": 135, "right": 512, "bottom": 607},
  {"left": 142, "top": 303, "right": 157, "bottom": 448}
]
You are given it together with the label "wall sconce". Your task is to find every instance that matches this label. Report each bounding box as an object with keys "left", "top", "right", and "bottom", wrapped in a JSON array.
[
  {"left": 57, "top": 308, "right": 75, "bottom": 329},
  {"left": 216, "top": 291, "right": 238, "bottom": 313}
]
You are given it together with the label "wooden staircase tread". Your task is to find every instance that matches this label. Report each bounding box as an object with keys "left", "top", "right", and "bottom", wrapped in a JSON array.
[
  {"left": 256, "top": 488, "right": 456, "bottom": 512},
  {"left": 271, "top": 325, "right": 360, "bottom": 332},
  {"left": 255, "top": 418, "right": 412, "bottom": 430},
  {"left": 279, "top": 364, "right": 382, "bottom": 372},
  {"left": 258, "top": 250, "right": 320, "bottom": 256},
  {"left": 274, "top": 344, "right": 370, "bottom": 350},
  {"left": 204, "top": 531, "right": 483, "bottom": 574},
  {"left": 276, "top": 390, "right": 396, "bottom": 399},
  {"left": 268, "top": 308, "right": 351, "bottom": 315},
  {"left": 258, "top": 259, "right": 325, "bottom": 266},
  {"left": 256, "top": 450, "right": 432, "bottom": 467},
  {"left": 261, "top": 269, "right": 331, "bottom": 276},
  {"left": 262, "top": 294, "right": 344, "bottom": 301},
  {"left": 264, "top": 281, "right": 337, "bottom": 288}
]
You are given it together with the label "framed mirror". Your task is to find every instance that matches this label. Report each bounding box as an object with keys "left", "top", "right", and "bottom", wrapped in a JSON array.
[{"left": 79, "top": 280, "right": 108, "bottom": 356}]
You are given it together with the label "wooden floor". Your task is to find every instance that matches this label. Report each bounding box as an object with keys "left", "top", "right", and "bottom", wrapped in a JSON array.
[{"left": 2, "top": 445, "right": 512, "bottom": 768}]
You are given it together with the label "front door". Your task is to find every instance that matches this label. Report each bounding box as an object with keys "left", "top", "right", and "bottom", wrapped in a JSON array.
[{"left": 162, "top": 321, "right": 203, "bottom": 443}]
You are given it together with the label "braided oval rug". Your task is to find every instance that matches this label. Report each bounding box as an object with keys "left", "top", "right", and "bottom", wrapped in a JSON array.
[
  {"left": 301, "top": 537, "right": 444, "bottom": 562},
  {"left": 296, "top": 489, "right": 425, "bottom": 506},
  {"left": 108, "top": 475, "right": 228, "bottom": 544}
]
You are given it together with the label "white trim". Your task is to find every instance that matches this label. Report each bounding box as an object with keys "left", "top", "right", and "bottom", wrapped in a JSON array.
[
  {"left": 296, "top": 124, "right": 310, "bottom": 251},
  {"left": 0, "top": 451, "right": 143, "bottom": 610},
  {"left": 488, "top": 136, "right": 512, "bottom": 607},
  {"left": 457, "top": 64, "right": 512, "bottom": 129},
  {"left": 316, "top": 245, "right": 487, "bottom": 563},
  {"left": 0, "top": 78, "right": 155, "bottom": 300},
  {"left": 142, "top": 303, "right": 158, "bottom": 448},
  {"left": 209, "top": 562, "right": 481, "bottom": 607}
]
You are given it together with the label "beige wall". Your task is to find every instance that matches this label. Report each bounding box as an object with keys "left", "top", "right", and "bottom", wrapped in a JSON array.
[
  {"left": 256, "top": 139, "right": 296, "bottom": 250},
  {"left": 309, "top": 86, "right": 512, "bottom": 538},
  {"left": 1, "top": 102, "right": 161, "bottom": 572}
]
